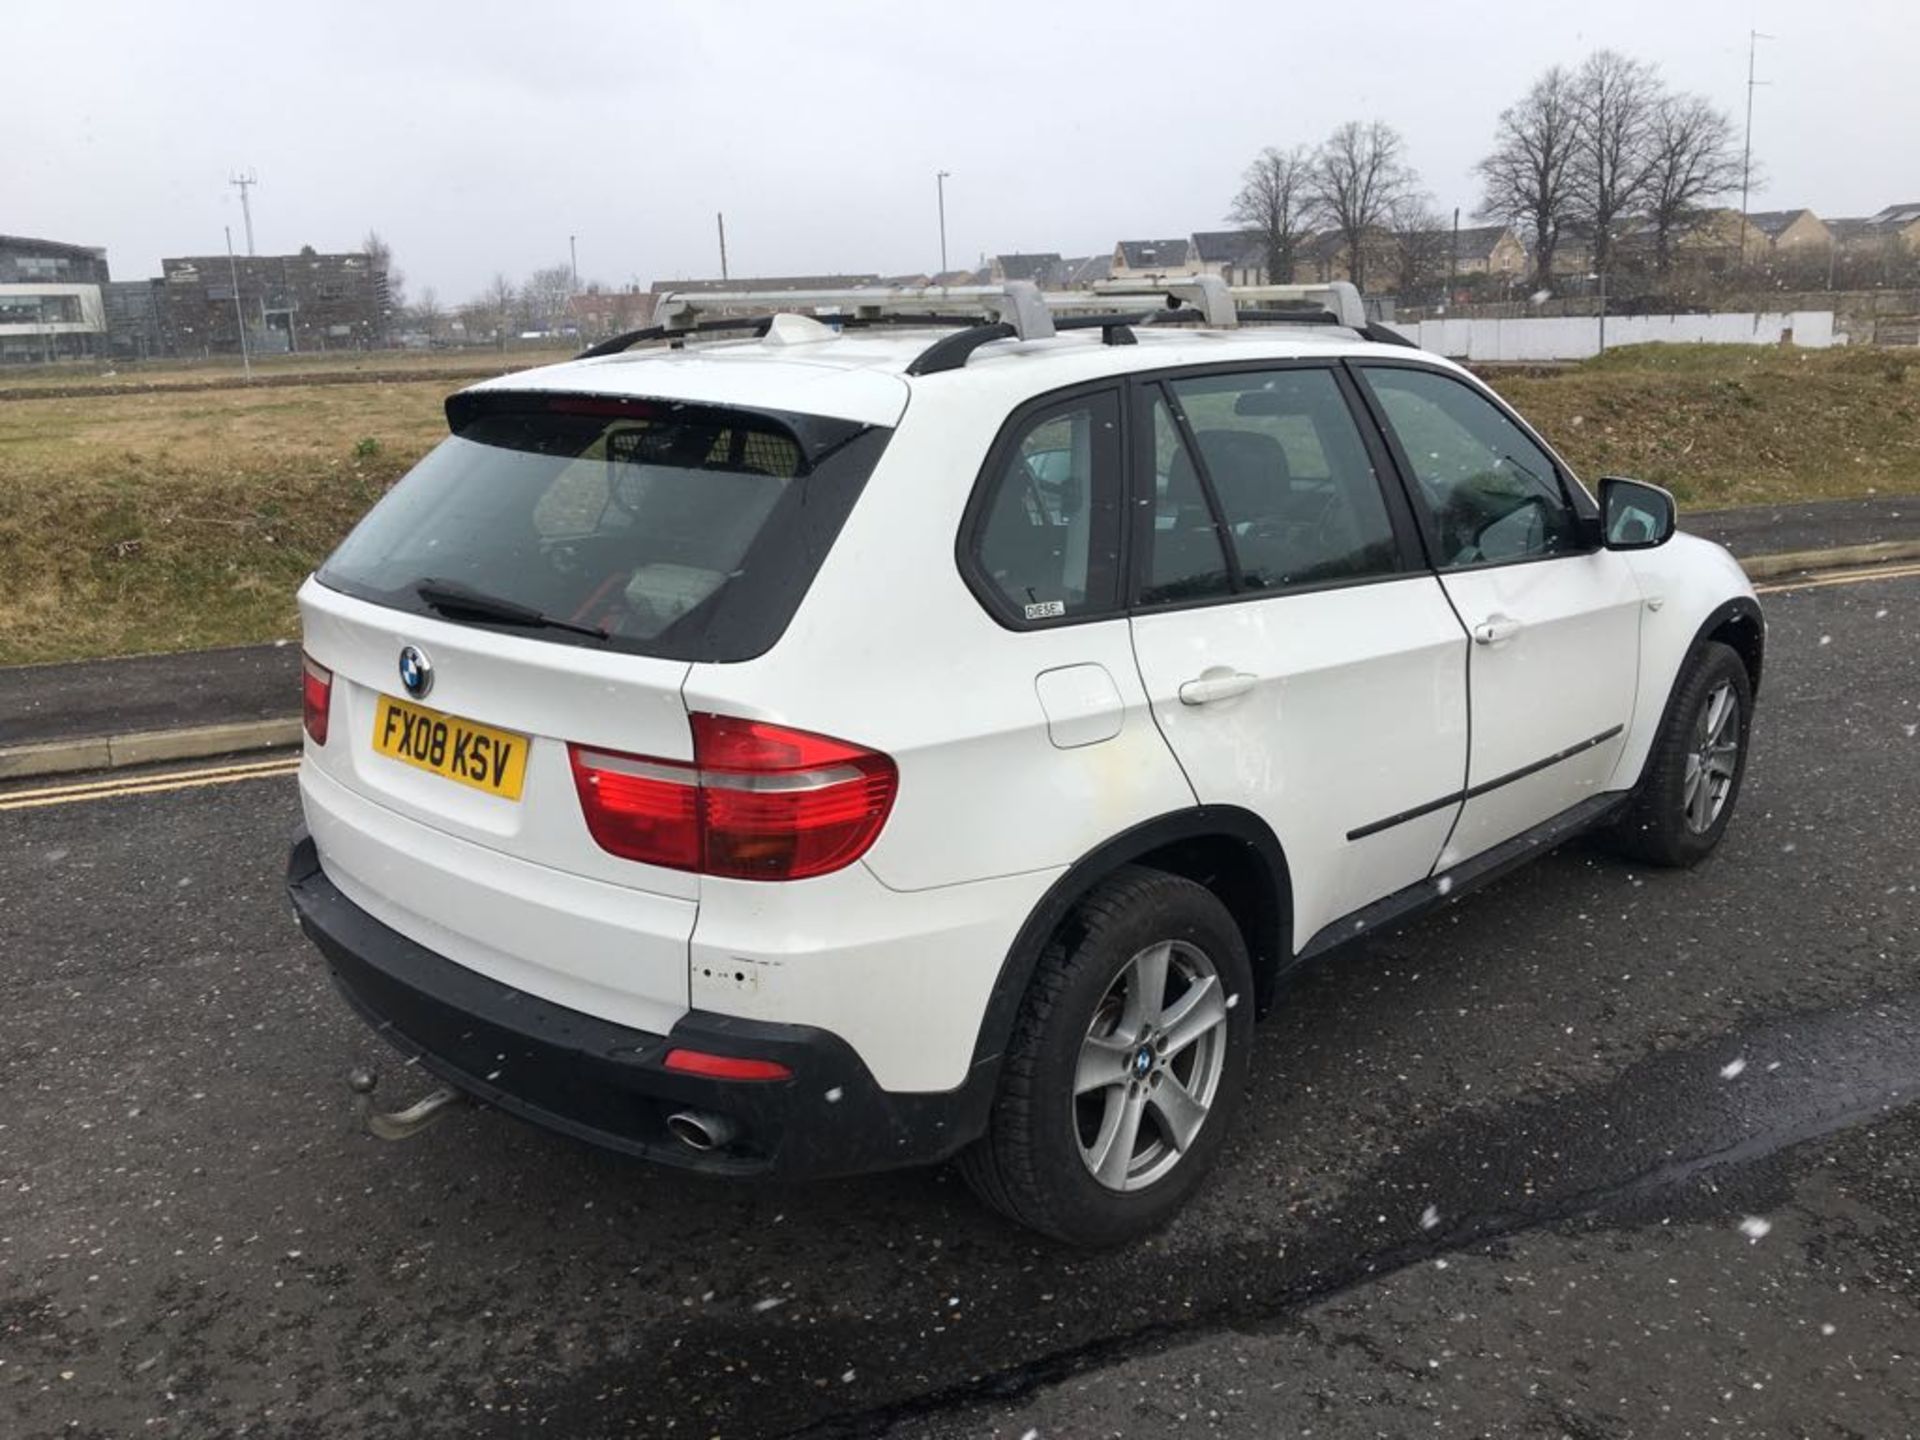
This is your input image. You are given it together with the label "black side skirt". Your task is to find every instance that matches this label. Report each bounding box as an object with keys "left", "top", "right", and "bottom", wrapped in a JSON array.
[{"left": 1300, "top": 790, "right": 1630, "bottom": 965}]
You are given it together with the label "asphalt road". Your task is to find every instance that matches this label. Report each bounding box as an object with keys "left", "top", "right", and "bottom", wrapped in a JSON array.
[{"left": 2, "top": 569, "right": 1915, "bottom": 1440}]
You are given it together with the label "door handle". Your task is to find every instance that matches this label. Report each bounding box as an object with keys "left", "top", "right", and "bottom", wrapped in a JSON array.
[
  {"left": 1472, "top": 614, "right": 1523, "bottom": 646},
  {"left": 1178, "top": 669, "right": 1257, "bottom": 706}
]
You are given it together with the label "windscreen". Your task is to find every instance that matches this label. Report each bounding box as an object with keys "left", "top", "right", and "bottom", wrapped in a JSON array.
[{"left": 317, "top": 396, "right": 890, "bottom": 662}]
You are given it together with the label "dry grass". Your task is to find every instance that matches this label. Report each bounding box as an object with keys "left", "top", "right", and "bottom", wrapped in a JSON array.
[
  {"left": 0, "top": 345, "right": 571, "bottom": 393},
  {"left": 1483, "top": 344, "right": 1920, "bottom": 507},
  {"left": 0, "top": 381, "right": 450, "bottom": 664},
  {"left": 0, "top": 343, "right": 1914, "bottom": 666}
]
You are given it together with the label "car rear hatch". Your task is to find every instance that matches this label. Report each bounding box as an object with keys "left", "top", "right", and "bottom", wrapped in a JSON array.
[{"left": 297, "top": 381, "right": 899, "bottom": 1034}]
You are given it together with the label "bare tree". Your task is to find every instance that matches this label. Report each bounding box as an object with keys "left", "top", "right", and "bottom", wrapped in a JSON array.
[
  {"left": 1567, "top": 50, "right": 1663, "bottom": 279},
  {"left": 1227, "top": 145, "right": 1314, "bottom": 284},
  {"left": 1387, "top": 198, "right": 1451, "bottom": 302},
  {"left": 522, "top": 264, "right": 577, "bottom": 334},
  {"left": 1642, "top": 92, "right": 1743, "bottom": 273},
  {"left": 1308, "top": 121, "right": 1419, "bottom": 293},
  {"left": 477, "top": 273, "right": 517, "bottom": 350},
  {"left": 1476, "top": 65, "right": 1579, "bottom": 290},
  {"left": 410, "top": 286, "right": 444, "bottom": 343},
  {"left": 362, "top": 229, "right": 406, "bottom": 315}
]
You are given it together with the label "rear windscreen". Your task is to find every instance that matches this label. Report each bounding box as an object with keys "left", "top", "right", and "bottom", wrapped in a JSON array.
[{"left": 317, "top": 395, "right": 891, "bottom": 662}]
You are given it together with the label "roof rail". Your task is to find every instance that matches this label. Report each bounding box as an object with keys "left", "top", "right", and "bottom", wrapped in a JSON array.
[
  {"left": 652, "top": 281, "right": 1057, "bottom": 341},
  {"left": 573, "top": 277, "right": 1387, "bottom": 369}
]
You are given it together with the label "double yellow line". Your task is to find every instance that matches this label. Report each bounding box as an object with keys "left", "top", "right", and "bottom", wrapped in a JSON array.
[
  {"left": 0, "top": 755, "right": 301, "bottom": 812},
  {"left": 1755, "top": 560, "right": 1920, "bottom": 595}
]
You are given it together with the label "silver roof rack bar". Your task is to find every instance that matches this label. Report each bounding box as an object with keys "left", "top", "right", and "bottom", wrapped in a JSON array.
[
  {"left": 1048, "top": 274, "right": 1239, "bottom": 327},
  {"left": 652, "top": 281, "right": 1057, "bottom": 341},
  {"left": 1227, "top": 281, "right": 1367, "bottom": 329}
]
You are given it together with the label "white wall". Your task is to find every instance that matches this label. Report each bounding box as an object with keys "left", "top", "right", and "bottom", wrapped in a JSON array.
[{"left": 1386, "top": 310, "right": 1837, "bottom": 362}]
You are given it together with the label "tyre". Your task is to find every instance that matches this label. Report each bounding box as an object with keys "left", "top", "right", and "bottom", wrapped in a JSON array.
[
  {"left": 1611, "top": 640, "right": 1754, "bottom": 868},
  {"left": 959, "top": 865, "right": 1255, "bottom": 1246}
]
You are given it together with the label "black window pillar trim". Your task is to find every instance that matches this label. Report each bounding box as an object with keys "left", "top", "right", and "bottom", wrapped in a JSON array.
[{"left": 1155, "top": 379, "right": 1247, "bottom": 592}]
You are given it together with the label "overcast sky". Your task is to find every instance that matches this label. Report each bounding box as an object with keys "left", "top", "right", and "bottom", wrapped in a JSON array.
[{"left": 9, "top": 0, "right": 1915, "bottom": 302}]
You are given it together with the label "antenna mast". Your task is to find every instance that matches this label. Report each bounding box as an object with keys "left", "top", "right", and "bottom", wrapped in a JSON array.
[{"left": 229, "top": 169, "right": 260, "bottom": 256}]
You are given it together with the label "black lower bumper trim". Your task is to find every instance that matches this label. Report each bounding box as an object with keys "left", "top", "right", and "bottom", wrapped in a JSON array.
[{"left": 286, "top": 832, "right": 994, "bottom": 1179}]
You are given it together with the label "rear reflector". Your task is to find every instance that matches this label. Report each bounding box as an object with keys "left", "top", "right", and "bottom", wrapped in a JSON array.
[
  {"left": 301, "top": 654, "right": 332, "bottom": 745},
  {"left": 569, "top": 714, "right": 896, "bottom": 881},
  {"left": 662, "top": 1048, "right": 794, "bottom": 1082}
]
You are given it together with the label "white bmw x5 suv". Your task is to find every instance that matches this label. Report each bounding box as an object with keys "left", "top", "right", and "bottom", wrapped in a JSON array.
[{"left": 288, "top": 280, "right": 1762, "bottom": 1244}]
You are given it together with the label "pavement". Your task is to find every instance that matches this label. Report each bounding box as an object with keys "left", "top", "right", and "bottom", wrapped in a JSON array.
[
  {"left": 1, "top": 561, "right": 1916, "bottom": 1438},
  {"left": 1, "top": 493, "right": 1916, "bottom": 784}
]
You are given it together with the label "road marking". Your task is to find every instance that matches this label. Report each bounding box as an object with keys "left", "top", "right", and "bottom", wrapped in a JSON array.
[
  {"left": 0, "top": 756, "right": 301, "bottom": 811},
  {"left": 1755, "top": 561, "right": 1920, "bottom": 595}
]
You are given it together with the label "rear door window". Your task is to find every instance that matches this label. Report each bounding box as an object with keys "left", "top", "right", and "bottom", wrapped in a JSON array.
[
  {"left": 1164, "top": 368, "right": 1402, "bottom": 592},
  {"left": 318, "top": 396, "right": 890, "bottom": 661},
  {"left": 967, "top": 390, "right": 1123, "bottom": 623}
]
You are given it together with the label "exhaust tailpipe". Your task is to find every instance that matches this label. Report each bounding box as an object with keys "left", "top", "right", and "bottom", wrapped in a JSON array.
[{"left": 667, "top": 1110, "right": 738, "bottom": 1152}]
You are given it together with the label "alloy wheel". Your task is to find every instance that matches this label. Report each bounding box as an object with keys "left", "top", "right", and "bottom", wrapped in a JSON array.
[
  {"left": 1682, "top": 680, "right": 1741, "bottom": 834},
  {"left": 1073, "top": 940, "right": 1230, "bottom": 1193}
]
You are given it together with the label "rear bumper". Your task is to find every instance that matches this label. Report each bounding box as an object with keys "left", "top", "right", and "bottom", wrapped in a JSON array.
[{"left": 287, "top": 832, "right": 995, "bottom": 1179}]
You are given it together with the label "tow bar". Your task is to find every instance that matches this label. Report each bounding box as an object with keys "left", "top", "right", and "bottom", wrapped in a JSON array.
[{"left": 347, "top": 1066, "right": 467, "bottom": 1141}]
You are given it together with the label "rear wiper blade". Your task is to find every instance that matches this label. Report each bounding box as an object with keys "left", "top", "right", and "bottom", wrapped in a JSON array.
[{"left": 414, "top": 579, "right": 609, "bottom": 640}]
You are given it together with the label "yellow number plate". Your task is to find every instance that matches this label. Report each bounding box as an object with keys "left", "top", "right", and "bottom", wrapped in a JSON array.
[{"left": 372, "top": 695, "right": 529, "bottom": 801}]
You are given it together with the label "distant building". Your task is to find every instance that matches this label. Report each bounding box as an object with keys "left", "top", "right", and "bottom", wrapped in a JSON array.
[
  {"left": 0, "top": 234, "right": 110, "bottom": 362},
  {"left": 989, "top": 253, "right": 1067, "bottom": 287},
  {"left": 1445, "top": 224, "right": 1527, "bottom": 280},
  {"left": 1060, "top": 254, "right": 1112, "bottom": 287},
  {"left": 1110, "top": 239, "right": 1194, "bottom": 279},
  {"left": 1859, "top": 201, "right": 1920, "bottom": 252},
  {"left": 159, "top": 249, "right": 392, "bottom": 354},
  {"left": 103, "top": 279, "right": 168, "bottom": 360},
  {"left": 1189, "top": 230, "right": 1266, "bottom": 285},
  {"left": 568, "top": 286, "right": 652, "bottom": 342},
  {"left": 1738, "top": 209, "right": 1832, "bottom": 261}
]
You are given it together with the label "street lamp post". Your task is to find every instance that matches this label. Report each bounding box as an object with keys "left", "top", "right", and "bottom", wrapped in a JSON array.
[{"left": 936, "top": 170, "right": 951, "bottom": 277}]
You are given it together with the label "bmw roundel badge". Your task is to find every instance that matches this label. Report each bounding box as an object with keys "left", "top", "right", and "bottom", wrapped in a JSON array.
[{"left": 398, "top": 645, "right": 433, "bottom": 699}]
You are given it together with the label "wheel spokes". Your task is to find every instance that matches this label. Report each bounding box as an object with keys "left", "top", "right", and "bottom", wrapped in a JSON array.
[
  {"left": 1147, "top": 1074, "right": 1209, "bottom": 1153},
  {"left": 1119, "top": 942, "right": 1171, "bottom": 1033},
  {"left": 1075, "top": 1033, "right": 1135, "bottom": 1097},
  {"left": 1688, "top": 762, "right": 1715, "bottom": 829},
  {"left": 1160, "top": 974, "right": 1227, "bottom": 1059},
  {"left": 1087, "top": 1087, "right": 1146, "bottom": 1189}
]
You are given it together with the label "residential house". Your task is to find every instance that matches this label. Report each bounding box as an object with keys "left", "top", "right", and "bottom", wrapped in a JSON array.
[
  {"left": 1060, "top": 254, "right": 1111, "bottom": 287},
  {"left": 1861, "top": 202, "right": 1920, "bottom": 252},
  {"left": 1295, "top": 228, "right": 1398, "bottom": 289},
  {"left": 568, "top": 287, "right": 652, "bottom": 341},
  {"left": 1189, "top": 230, "right": 1267, "bottom": 286},
  {"left": 1110, "top": 239, "right": 1194, "bottom": 279},
  {"left": 1446, "top": 224, "right": 1527, "bottom": 280},
  {"left": 1739, "top": 209, "right": 1832, "bottom": 262},
  {"left": 990, "top": 253, "right": 1067, "bottom": 287}
]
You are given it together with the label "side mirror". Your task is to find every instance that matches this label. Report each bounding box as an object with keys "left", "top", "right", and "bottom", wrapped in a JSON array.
[{"left": 1600, "top": 476, "right": 1676, "bottom": 551}]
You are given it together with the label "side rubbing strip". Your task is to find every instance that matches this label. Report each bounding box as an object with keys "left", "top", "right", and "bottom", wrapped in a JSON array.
[
  {"left": 1346, "top": 791, "right": 1461, "bottom": 843},
  {"left": 1462, "top": 724, "right": 1625, "bottom": 800},
  {"left": 1344, "top": 724, "right": 1626, "bottom": 843}
]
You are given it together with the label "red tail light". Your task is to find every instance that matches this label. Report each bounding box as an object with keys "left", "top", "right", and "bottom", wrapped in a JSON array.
[
  {"left": 301, "top": 654, "right": 332, "bottom": 745},
  {"left": 569, "top": 714, "right": 896, "bottom": 881}
]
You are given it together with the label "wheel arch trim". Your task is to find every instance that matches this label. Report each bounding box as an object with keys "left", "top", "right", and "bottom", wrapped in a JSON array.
[
  {"left": 967, "top": 806, "right": 1293, "bottom": 1070},
  {"left": 1617, "top": 593, "right": 1765, "bottom": 794}
]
